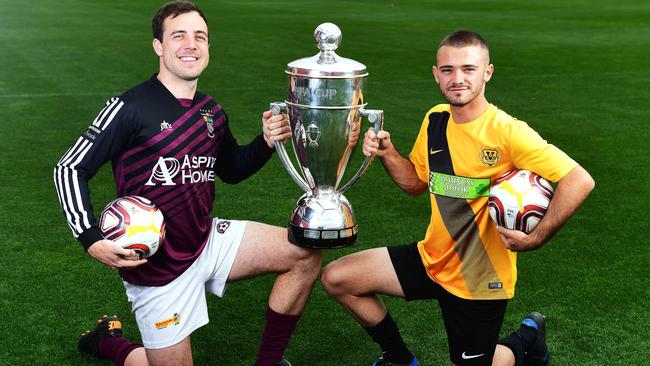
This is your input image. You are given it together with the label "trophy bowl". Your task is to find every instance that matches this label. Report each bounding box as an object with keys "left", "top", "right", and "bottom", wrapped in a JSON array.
[{"left": 272, "top": 23, "right": 383, "bottom": 249}]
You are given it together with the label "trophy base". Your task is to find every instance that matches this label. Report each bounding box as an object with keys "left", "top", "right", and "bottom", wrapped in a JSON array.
[
  {"left": 287, "top": 223, "right": 358, "bottom": 249},
  {"left": 286, "top": 189, "right": 358, "bottom": 249}
]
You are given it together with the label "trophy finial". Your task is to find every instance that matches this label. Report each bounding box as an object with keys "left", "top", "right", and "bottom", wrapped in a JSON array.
[{"left": 314, "top": 23, "right": 341, "bottom": 52}]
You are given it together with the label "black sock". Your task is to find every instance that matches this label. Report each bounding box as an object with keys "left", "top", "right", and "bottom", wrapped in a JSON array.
[
  {"left": 498, "top": 332, "right": 525, "bottom": 366},
  {"left": 517, "top": 324, "right": 537, "bottom": 350},
  {"left": 498, "top": 324, "right": 536, "bottom": 366},
  {"left": 363, "top": 312, "right": 413, "bottom": 364}
]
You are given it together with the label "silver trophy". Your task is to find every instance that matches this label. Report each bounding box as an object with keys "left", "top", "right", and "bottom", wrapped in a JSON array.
[{"left": 271, "top": 23, "right": 383, "bottom": 249}]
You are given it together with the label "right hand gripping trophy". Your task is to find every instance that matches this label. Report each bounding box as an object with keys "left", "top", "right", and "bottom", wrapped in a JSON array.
[{"left": 271, "top": 23, "right": 383, "bottom": 249}]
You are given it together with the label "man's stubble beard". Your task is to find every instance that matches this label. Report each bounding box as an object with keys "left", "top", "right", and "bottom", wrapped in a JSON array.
[{"left": 442, "top": 84, "right": 483, "bottom": 107}]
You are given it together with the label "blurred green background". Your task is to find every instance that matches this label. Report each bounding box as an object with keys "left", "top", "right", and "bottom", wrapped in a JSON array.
[{"left": 0, "top": 0, "right": 648, "bottom": 364}]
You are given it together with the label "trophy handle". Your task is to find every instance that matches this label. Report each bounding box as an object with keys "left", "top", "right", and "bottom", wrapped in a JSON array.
[
  {"left": 270, "top": 102, "right": 311, "bottom": 193},
  {"left": 337, "top": 108, "right": 383, "bottom": 195}
]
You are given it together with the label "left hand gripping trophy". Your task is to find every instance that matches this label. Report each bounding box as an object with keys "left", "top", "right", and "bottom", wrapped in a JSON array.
[{"left": 271, "top": 23, "right": 383, "bottom": 249}]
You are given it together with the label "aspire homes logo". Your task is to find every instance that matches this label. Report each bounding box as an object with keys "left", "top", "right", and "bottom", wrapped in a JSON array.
[{"left": 145, "top": 155, "right": 216, "bottom": 186}]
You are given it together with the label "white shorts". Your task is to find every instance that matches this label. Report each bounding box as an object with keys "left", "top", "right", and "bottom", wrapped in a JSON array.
[{"left": 123, "top": 218, "right": 246, "bottom": 349}]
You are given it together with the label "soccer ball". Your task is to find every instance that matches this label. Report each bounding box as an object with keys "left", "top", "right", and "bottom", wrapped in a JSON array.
[
  {"left": 488, "top": 169, "right": 554, "bottom": 234},
  {"left": 99, "top": 196, "right": 165, "bottom": 259}
]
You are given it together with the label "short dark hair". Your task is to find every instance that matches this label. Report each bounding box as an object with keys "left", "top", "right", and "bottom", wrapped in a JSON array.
[
  {"left": 438, "top": 30, "right": 489, "bottom": 51},
  {"left": 152, "top": 1, "right": 208, "bottom": 41}
]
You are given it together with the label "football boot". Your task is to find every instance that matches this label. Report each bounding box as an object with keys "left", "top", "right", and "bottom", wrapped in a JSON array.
[
  {"left": 372, "top": 353, "right": 419, "bottom": 366},
  {"left": 78, "top": 315, "right": 123, "bottom": 356},
  {"left": 520, "top": 312, "right": 550, "bottom": 366}
]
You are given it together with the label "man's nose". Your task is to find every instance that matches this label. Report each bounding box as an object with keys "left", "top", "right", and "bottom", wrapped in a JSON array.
[
  {"left": 452, "top": 69, "right": 464, "bottom": 84},
  {"left": 183, "top": 37, "right": 197, "bottom": 49}
]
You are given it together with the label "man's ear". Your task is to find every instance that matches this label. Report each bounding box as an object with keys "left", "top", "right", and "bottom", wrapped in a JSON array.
[
  {"left": 153, "top": 38, "right": 163, "bottom": 57},
  {"left": 432, "top": 66, "right": 440, "bottom": 84},
  {"left": 484, "top": 64, "right": 494, "bottom": 82}
]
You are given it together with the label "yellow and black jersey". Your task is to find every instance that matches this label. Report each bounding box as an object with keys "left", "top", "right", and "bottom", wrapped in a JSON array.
[{"left": 409, "top": 104, "right": 577, "bottom": 300}]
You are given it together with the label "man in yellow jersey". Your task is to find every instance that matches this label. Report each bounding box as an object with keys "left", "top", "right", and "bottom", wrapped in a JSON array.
[{"left": 321, "top": 30, "right": 594, "bottom": 366}]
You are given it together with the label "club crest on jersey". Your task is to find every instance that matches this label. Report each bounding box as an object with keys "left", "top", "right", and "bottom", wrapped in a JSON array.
[
  {"left": 200, "top": 109, "right": 215, "bottom": 138},
  {"left": 479, "top": 147, "right": 500, "bottom": 167}
]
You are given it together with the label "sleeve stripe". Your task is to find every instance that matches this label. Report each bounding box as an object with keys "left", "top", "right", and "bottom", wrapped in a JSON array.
[
  {"left": 54, "top": 134, "right": 94, "bottom": 236},
  {"left": 60, "top": 97, "right": 120, "bottom": 165},
  {"left": 92, "top": 97, "right": 119, "bottom": 128},
  {"left": 55, "top": 140, "right": 94, "bottom": 235},
  {"left": 55, "top": 165, "right": 82, "bottom": 235},
  {"left": 55, "top": 138, "right": 91, "bottom": 234},
  {"left": 100, "top": 101, "right": 124, "bottom": 131},
  {"left": 59, "top": 136, "right": 87, "bottom": 166},
  {"left": 69, "top": 143, "right": 94, "bottom": 230},
  {"left": 53, "top": 166, "right": 78, "bottom": 236}
]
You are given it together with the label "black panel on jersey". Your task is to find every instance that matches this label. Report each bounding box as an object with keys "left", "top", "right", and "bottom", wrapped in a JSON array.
[{"left": 427, "top": 111, "right": 454, "bottom": 174}]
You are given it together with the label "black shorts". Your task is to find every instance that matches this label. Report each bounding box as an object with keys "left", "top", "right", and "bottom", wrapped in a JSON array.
[{"left": 387, "top": 243, "right": 508, "bottom": 366}]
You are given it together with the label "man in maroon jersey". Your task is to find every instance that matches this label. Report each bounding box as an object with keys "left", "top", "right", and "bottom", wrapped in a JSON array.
[{"left": 54, "top": 2, "right": 320, "bottom": 365}]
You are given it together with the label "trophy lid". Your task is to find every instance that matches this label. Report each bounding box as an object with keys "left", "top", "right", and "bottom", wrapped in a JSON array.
[{"left": 286, "top": 23, "right": 368, "bottom": 79}]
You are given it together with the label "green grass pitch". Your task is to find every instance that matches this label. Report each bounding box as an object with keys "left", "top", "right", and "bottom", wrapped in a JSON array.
[{"left": 1, "top": 0, "right": 649, "bottom": 364}]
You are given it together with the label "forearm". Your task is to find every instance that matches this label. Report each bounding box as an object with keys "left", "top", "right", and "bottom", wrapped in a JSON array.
[
  {"left": 215, "top": 133, "right": 274, "bottom": 183},
  {"left": 530, "top": 165, "right": 595, "bottom": 246},
  {"left": 379, "top": 148, "right": 427, "bottom": 196}
]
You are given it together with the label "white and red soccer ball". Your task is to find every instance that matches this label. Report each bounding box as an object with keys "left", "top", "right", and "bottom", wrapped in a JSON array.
[
  {"left": 488, "top": 169, "right": 554, "bottom": 234},
  {"left": 99, "top": 196, "right": 165, "bottom": 259}
]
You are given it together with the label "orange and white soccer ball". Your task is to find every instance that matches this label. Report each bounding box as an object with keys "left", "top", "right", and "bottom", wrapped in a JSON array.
[
  {"left": 488, "top": 170, "right": 554, "bottom": 234},
  {"left": 99, "top": 196, "right": 165, "bottom": 259}
]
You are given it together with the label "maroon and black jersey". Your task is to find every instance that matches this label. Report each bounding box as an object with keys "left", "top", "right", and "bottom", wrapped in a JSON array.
[{"left": 54, "top": 75, "right": 273, "bottom": 286}]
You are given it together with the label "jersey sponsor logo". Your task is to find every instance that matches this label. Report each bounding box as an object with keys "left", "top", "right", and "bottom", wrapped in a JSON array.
[
  {"left": 145, "top": 155, "right": 216, "bottom": 186},
  {"left": 480, "top": 147, "right": 500, "bottom": 166},
  {"left": 155, "top": 313, "right": 181, "bottom": 330},
  {"left": 146, "top": 157, "right": 181, "bottom": 186},
  {"left": 429, "top": 148, "right": 443, "bottom": 155},
  {"left": 429, "top": 172, "right": 490, "bottom": 199},
  {"left": 160, "top": 120, "right": 172, "bottom": 131},
  {"left": 200, "top": 108, "right": 215, "bottom": 138},
  {"left": 461, "top": 352, "right": 485, "bottom": 360}
]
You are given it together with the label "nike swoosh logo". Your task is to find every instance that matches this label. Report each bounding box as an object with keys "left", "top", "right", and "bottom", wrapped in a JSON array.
[
  {"left": 461, "top": 352, "right": 485, "bottom": 359},
  {"left": 430, "top": 149, "right": 443, "bottom": 155}
]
